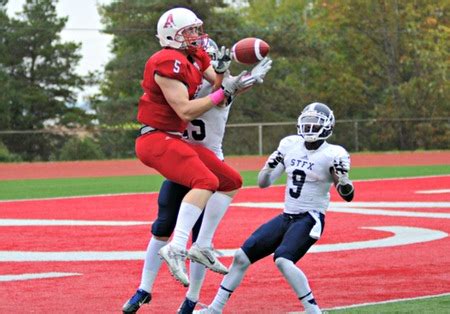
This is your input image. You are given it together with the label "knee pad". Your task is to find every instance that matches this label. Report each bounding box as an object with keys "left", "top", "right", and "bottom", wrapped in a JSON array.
[
  {"left": 151, "top": 218, "right": 175, "bottom": 237},
  {"left": 218, "top": 171, "right": 242, "bottom": 192},
  {"left": 191, "top": 174, "right": 219, "bottom": 191}
]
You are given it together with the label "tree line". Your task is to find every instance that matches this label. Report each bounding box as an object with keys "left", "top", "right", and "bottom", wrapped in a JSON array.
[{"left": 0, "top": 0, "right": 448, "bottom": 161}]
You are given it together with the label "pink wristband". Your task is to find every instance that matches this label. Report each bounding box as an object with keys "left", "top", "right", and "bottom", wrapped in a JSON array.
[{"left": 208, "top": 88, "right": 225, "bottom": 105}]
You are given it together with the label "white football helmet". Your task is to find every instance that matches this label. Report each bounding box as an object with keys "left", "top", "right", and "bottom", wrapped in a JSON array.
[
  {"left": 156, "top": 7, "right": 206, "bottom": 51},
  {"left": 297, "top": 102, "right": 335, "bottom": 142},
  {"left": 202, "top": 38, "right": 219, "bottom": 60}
]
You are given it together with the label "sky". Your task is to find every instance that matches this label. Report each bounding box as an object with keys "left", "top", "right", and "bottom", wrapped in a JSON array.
[{"left": 7, "top": 0, "right": 113, "bottom": 101}]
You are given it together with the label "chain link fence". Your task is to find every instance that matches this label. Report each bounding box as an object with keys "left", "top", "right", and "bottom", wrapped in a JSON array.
[{"left": 0, "top": 117, "right": 448, "bottom": 161}]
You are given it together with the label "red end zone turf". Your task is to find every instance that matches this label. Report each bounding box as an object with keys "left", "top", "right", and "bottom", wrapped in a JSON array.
[{"left": 1, "top": 176, "right": 449, "bottom": 313}]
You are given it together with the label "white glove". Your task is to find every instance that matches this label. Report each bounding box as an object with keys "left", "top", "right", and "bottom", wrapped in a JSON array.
[
  {"left": 265, "top": 150, "right": 284, "bottom": 169},
  {"left": 222, "top": 71, "right": 256, "bottom": 97},
  {"left": 250, "top": 57, "right": 273, "bottom": 84},
  {"left": 211, "top": 46, "right": 231, "bottom": 74},
  {"left": 333, "top": 156, "right": 351, "bottom": 185}
]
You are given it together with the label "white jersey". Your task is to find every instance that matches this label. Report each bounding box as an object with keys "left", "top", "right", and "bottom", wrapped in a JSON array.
[
  {"left": 275, "top": 135, "right": 351, "bottom": 215},
  {"left": 183, "top": 79, "right": 232, "bottom": 160}
]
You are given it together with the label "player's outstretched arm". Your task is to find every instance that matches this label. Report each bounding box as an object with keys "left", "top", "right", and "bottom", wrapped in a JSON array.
[
  {"left": 332, "top": 156, "right": 354, "bottom": 202},
  {"left": 258, "top": 151, "right": 285, "bottom": 188}
]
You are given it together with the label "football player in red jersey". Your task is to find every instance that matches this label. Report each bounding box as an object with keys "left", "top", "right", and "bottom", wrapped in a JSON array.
[
  {"left": 124, "top": 33, "right": 273, "bottom": 313},
  {"left": 134, "top": 6, "right": 255, "bottom": 292}
]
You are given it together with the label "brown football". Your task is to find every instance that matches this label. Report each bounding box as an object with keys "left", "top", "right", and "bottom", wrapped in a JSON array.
[{"left": 231, "top": 37, "right": 270, "bottom": 65}]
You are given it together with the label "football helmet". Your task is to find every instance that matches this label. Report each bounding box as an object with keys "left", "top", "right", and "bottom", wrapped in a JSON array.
[
  {"left": 201, "top": 38, "right": 219, "bottom": 60},
  {"left": 156, "top": 7, "right": 207, "bottom": 51},
  {"left": 297, "top": 102, "right": 335, "bottom": 142}
]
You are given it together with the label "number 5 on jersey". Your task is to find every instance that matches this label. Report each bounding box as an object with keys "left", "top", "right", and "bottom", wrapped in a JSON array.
[{"left": 173, "top": 60, "right": 181, "bottom": 73}]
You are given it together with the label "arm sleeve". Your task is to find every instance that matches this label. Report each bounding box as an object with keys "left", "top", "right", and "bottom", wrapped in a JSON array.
[{"left": 258, "top": 136, "right": 296, "bottom": 187}]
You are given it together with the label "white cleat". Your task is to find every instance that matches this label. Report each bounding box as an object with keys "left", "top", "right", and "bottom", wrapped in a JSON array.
[
  {"left": 193, "top": 305, "right": 221, "bottom": 314},
  {"left": 187, "top": 243, "right": 229, "bottom": 275},
  {"left": 158, "top": 243, "right": 189, "bottom": 287}
]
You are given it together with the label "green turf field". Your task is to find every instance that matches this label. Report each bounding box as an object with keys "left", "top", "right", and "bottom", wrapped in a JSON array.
[
  {"left": 0, "top": 164, "right": 449, "bottom": 200},
  {"left": 328, "top": 293, "right": 450, "bottom": 313},
  {"left": 1, "top": 163, "right": 449, "bottom": 313}
]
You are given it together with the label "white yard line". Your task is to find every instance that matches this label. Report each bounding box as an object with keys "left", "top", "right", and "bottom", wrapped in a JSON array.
[{"left": 0, "top": 272, "right": 81, "bottom": 282}]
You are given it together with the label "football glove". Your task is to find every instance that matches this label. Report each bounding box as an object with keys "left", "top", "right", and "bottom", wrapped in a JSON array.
[
  {"left": 222, "top": 71, "right": 255, "bottom": 98},
  {"left": 333, "top": 156, "right": 350, "bottom": 176},
  {"left": 266, "top": 150, "right": 284, "bottom": 169},
  {"left": 250, "top": 57, "right": 273, "bottom": 84},
  {"left": 333, "top": 156, "right": 354, "bottom": 198},
  {"left": 212, "top": 46, "right": 231, "bottom": 74}
]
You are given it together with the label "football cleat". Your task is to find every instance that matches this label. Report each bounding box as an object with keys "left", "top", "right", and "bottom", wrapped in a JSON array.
[
  {"left": 193, "top": 306, "right": 221, "bottom": 314},
  {"left": 122, "top": 289, "right": 151, "bottom": 313},
  {"left": 187, "top": 243, "right": 228, "bottom": 274},
  {"left": 177, "top": 297, "right": 197, "bottom": 314},
  {"left": 158, "top": 243, "right": 189, "bottom": 286}
]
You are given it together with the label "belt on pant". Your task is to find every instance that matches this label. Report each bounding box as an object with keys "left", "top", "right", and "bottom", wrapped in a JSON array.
[
  {"left": 139, "top": 125, "right": 183, "bottom": 137},
  {"left": 283, "top": 212, "right": 308, "bottom": 219}
]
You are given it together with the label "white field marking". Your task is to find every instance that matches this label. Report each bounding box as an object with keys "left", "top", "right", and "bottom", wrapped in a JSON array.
[
  {"left": 0, "top": 219, "right": 151, "bottom": 226},
  {"left": 0, "top": 226, "right": 446, "bottom": 262},
  {"left": 1, "top": 174, "right": 448, "bottom": 203},
  {"left": 286, "top": 292, "right": 450, "bottom": 313},
  {"left": 416, "top": 189, "right": 450, "bottom": 194},
  {"left": 0, "top": 272, "right": 81, "bottom": 282},
  {"left": 218, "top": 226, "right": 447, "bottom": 256},
  {"left": 232, "top": 202, "right": 450, "bottom": 219},
  {"left": 0, "top": 191, "right": 152, "bottom": 203},
  {"left": 0, "top": 251, "right": 146, "bottom": 262},
  {"left": 332, "top": 201, "right": 450, "bottom": 208}
]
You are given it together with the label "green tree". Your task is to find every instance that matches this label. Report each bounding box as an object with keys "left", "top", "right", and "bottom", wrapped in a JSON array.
[
  {"left": 327, "top": 0, "right": 449, "bottom": 149},
  {"left": 59, "top": 137, "right": 104, "bottom": 161},
  {"left": 0, "top": 0, "right": 85, "bottom": 160}
]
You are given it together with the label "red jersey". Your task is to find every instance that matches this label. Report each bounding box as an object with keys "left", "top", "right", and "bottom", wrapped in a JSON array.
[{"left": 137, "top": 47, "right": 211, "bottom": 132}]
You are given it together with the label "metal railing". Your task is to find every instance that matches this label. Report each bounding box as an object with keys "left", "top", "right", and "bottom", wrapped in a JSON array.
[
  {"left": 225, "top": 117, "right": 450, "bottom": 155},
  {"left": 0, "top": 117, "right": 448, "bottom": 161}
]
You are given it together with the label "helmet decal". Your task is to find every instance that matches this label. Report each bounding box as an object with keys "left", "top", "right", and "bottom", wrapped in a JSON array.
[{"left": 163, "top": 14, "right": 175, "bottom": 29}]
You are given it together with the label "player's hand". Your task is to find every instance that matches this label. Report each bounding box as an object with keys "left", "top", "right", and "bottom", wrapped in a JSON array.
[
  {"left": 333, "top": 156, "right": 350, "bottom": 176},
  {"left": 212, "top": 46, "right": 231, "bottom": 74},
  {"left": 266, "top": 150, "right": 284, "bottom": 169},
  {"left": 250, "top": 57, "right": 272, "bottom": 84},
  {"left": 333, "top": 156, "right": 351, "bottom": 185},
  {"left": 222, "top": 71, "right": 255, "bottom": 97}
]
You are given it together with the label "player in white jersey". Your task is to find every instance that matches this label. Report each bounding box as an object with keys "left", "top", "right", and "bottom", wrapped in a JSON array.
[
  {"left": 194, "top": 102, "right": 355, "bottom": 314},
  {"left": 123, "top": 38, "right": 272, "bottom": 314},
  {"left": 183, "top": 83, "right": 231, "bottom": 160}
]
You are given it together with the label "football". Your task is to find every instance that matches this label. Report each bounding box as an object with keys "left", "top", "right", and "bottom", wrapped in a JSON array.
[{"left": 231, "top": 37, "right": 270, "bottom": 65}]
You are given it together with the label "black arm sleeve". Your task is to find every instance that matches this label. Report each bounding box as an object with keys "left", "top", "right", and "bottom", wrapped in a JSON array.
[{"left": 337, "top": 183, "right": 354, "bottom": 202}]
